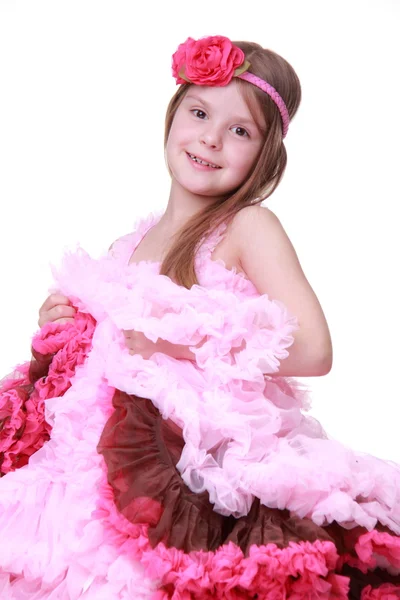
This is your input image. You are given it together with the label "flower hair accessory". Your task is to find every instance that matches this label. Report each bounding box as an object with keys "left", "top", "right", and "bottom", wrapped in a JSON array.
[{"left": 172, "top": 35, "right": 290, "bottom": 138}]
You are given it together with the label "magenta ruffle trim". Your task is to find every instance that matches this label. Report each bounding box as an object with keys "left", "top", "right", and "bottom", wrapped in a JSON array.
[
  {"left": 95, "top": 478, "right": 400, "bottom": 598},
  {"left": 0, "top": 362, "right": 49, "bottom": 474},
  {"left": 33, "top": 312, "right": 96, "bottom": 398},
  {"left": 94, "top": 479, "right": 350, "bottom": 599},
  {"left": 361, "top": 583, "right": 400, "bottom": 599},
  {"left": 0, "top": 313, "right": 95, "bottom": 475},
  {"left": 337, "top": 529, "right": 400, "bottom": 575}
]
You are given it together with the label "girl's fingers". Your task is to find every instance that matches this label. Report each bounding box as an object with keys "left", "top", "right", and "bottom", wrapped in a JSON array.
[
  {"left": 49, "top": 305, "right": 76, "bottom": 320},
  {"left": 38, "top": 303, "right": 76, "bottom": 328},
  {"left": 39, "top": 293, "right": 72, "bottom": 314},
  {"left": 53, "top": 317, "right": 76, "bottom": 324}
]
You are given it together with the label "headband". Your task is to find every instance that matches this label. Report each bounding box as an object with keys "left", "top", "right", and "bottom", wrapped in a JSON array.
[{"left": 171, "top": 35, "right": 290, "bottom": 138}]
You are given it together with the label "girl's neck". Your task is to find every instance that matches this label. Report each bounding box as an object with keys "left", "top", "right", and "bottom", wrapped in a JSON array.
[{"left": 160, "top": 179, "right": 224, "bottom": 230}]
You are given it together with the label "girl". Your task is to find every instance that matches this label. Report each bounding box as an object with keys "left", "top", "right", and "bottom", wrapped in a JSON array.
[{"left": 1, "top": 35, "right": 399, "bottom": 600}]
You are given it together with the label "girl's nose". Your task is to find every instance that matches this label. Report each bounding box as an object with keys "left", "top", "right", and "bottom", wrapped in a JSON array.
[{"left": 199, "top": 128, "right": 222, "bottom": 150}]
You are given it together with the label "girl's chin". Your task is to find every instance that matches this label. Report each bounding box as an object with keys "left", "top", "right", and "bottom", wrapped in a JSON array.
[
  {"left": 176, "top": 179, "right": 235, "bottom": 198},
  {"left": 177, "top": 181, "right": 221, "bottom": 197},
  {"left": 187, "top": 188, "right": 230, "bottom": 200},
  {"left": 171, "top": 175, "right": 236, "bottom": 199}
]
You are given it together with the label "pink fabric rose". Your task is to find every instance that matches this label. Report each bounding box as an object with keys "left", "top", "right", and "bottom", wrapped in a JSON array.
[{"left": 172, "top": 36, "right": 245, "bottom": 86}]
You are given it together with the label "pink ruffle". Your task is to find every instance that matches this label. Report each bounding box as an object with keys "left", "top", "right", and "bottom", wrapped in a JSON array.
[
  {"left": 96, "top": 478, "right": 350, "bottom": 599},
  {"left": 339, "top": 530, "right": 400, "bottom": 575},
  {"left": 357, "top": 530, "right": 400, "bottom": 571},
  {"left": 33, "top": 313, "right": 96, "bottom": 403},
  {"left": 0, "top": 313, "right": 95, "bottom": 475},
  {"left": 1, "top": 211, "right": 400, "bottom": 598},
  {"left": 48, "top": 226, "right": 400, "bottom": 533},
  {"left": 361, "top": 583, "right": 400, "bottom": 599},
  {"left": 0, "top": 363, "right": 49, "bottom": 474},
  {"left": 51, "top": 245, "right": 298, "bottom": 382},
  {"left": 0, "top": 316, "right": 157, "bottom": 598}
]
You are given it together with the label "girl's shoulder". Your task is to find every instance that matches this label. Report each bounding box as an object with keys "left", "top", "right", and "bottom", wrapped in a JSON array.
[
  {"left": 222, "top": 204, "right": 275, "bottom": 254},
  {"left": 230, "top": 204, "right": 271, "bottom": 228},
  {"left": 208, "top": 205, "right": 274, "bottom": 279},
  {"left": 233, "top": 203, "right": 300, "bottom": 283}
]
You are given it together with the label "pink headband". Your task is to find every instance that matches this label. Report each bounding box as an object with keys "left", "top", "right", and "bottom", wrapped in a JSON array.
[{"left": 172, "top": 36, "right": 290, "bottom": 138}]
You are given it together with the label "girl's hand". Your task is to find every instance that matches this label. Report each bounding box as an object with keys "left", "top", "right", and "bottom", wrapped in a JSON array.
[
  {"left": 122, "top": 330, "right": 197, "bottom": 361},
  {"left": 122, "top": 330, "right": 165, "bottom": 360},
  {"left": 38, "top": 293, "right": 76, "bottom": 328}
]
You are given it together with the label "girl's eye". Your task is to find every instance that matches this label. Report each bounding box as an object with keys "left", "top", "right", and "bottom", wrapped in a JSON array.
[
  {"left": 231, "top": 126, "right": 249, "bottom": 138},
  {"left": 191, "top": 109, "right": 207, "bottom": 119}
]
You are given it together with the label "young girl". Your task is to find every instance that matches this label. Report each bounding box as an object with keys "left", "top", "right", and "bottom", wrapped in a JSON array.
[{"left": 1, "top": 35, "right": 399, "bottom": 600}]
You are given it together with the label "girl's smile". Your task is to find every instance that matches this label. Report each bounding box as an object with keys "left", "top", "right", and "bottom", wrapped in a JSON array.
[
  {"left": 186, "top": 151, "right": 222, "bottom": 170},
  {"left": 166, "top": 81, "right": 264, "bottom": 201}
]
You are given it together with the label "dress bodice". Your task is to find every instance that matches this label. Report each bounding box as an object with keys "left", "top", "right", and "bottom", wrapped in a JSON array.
[{"left": 109, "top": 211, "right": 260, "bottom": 298}]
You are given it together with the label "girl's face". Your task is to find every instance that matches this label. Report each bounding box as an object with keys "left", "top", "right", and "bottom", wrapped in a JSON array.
[{"left": 166, "top": 81, "right": 265, "bottom": 201}]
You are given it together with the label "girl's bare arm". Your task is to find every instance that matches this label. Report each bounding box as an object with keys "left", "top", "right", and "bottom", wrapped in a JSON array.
[{"left": 236, "top": 206, "right": 333, "bottom": 377}]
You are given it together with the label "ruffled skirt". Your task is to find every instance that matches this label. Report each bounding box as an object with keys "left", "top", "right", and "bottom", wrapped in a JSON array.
[
  {"left": 97, "top": 389, "right": 400, "bottom": 599},
  {"left": 2, "top": 317, "right": 400, "bottom": 599}
]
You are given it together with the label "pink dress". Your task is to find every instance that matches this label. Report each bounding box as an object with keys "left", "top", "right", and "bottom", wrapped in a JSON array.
[{"left": 1, "top": 211, "right": 400, "bottom": 599}]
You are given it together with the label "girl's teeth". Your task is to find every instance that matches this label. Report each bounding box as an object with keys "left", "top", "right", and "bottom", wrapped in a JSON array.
[{"left": 189, "top": 153, "right": 219, "bottom": 168}]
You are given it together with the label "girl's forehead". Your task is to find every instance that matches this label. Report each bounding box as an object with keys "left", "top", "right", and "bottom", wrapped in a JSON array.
[
  {"left": 184, "top": 82, "right": 255, "bottom": 114},
  {"left": 186, "top": 81, "right": 244, "bottom": 103}
]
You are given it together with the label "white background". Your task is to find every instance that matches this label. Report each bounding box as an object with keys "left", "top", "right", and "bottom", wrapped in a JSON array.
[{"left": 0, "top": 0, "right": 399, "bottom": 460}]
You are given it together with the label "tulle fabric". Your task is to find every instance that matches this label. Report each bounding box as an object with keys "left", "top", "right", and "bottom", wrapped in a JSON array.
[
  {"left": 0, "top": 318, "right": 157, "bottom": 598},
  {"left": 0, "top": 313, "right": 95, "bottom": 475},
  {"left": 0, "top": 210, "right": 399, "bottom": 598},
  {"left": 96, "top": 387, "right": 400, "bottom": 598},
  {"left": 49, "top": 212, "right": 400, "bottom": 533},
  {"left": 97, "top": 390, "right": 336, "bottom": 553}
]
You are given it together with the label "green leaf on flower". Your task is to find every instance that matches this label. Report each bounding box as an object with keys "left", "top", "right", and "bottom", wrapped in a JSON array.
[
  {"left": 178, "top": 67, "right": 191, "bottom": 83},
  {"left": 233, "top": 60, "right": 251, "bottom": 77}
]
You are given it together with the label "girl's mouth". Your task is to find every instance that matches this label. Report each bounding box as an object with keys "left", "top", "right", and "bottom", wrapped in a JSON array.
[{"left": 186, "top": 152, "right": 221, "bottom": 169}]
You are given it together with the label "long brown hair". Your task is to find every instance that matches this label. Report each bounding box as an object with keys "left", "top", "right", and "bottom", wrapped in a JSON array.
[{"left": 160, "top": 41, "right": 302, "bottom": 289}]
